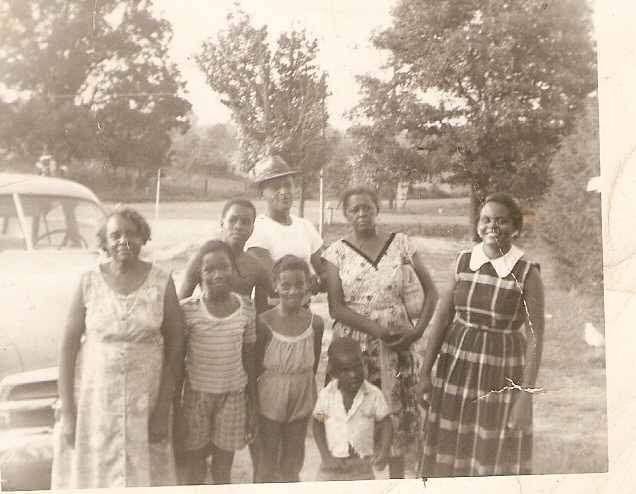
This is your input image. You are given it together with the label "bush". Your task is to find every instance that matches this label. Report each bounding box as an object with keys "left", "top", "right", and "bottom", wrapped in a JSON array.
[{"left": 536, "top": 96, "right": 603, "bottom": 297}]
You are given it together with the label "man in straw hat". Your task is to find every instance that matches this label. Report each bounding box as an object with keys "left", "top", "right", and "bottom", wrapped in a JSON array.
[{"left": 246, "top": 155, "right": 325, "bottom": 300}]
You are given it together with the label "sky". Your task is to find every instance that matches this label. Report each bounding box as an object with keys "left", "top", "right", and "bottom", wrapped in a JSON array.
[
  {"left": 152, "top": 0, "right": 600, "bottom": 132},
  {"left": 151, "top": 0, "right": 396, "bottom": 130}
]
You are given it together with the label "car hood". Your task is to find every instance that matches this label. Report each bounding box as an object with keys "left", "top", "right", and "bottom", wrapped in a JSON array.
[{"left": 0, "top": 250, "right": 102, "bottom": 381}]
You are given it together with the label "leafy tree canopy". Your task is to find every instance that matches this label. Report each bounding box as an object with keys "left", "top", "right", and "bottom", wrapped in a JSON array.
[
  {"left": 195, "top": 9, "right": 329, "bottom": 215},
  {"left": 349, "top": 0, "right": 597, "bottom": 204},
  {"left": 0, "top": 0, "right": 190, "bottom": 177}
]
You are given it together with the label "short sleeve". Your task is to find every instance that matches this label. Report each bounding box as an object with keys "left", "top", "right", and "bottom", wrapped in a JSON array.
[
  {"left": 454, "top": 251, "right": 471, "bottom": 282},
  {"left": 244, "top": 215, "right": 271, "bottom": 251},
  {"left": 321, "top": 240, "right": 343, "bottom": 268},
  {"left": 313, "top": 386, "right": 330, "bottom": 419},
  {"left": 179, "top": 297, "right": 198, "bottom": 337},
  {"left": 302, "top": 218, "right": 324, "bottom": 255}
]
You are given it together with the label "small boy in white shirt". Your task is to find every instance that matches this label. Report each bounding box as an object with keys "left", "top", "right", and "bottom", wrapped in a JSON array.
[{"left": 312, "top": 337, "right": 393, "bottom": 481}]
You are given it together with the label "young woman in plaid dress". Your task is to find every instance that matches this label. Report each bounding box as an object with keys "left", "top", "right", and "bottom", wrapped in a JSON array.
[{"left": 418, "top": 193, "right": 545, "bottom": 477}]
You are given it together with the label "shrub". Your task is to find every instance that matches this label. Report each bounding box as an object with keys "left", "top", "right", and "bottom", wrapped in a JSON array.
[{"left": 536, "top": 96, "right": 603, "bottom": 297}]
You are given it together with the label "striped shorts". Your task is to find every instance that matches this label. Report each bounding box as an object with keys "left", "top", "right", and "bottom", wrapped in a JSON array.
[{"left": 181, "top": 383, "right": 247, "bottom": 452}]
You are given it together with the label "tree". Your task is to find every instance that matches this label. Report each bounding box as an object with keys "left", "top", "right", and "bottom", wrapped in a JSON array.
[
  {"left": 537, "top": 95, "right": 602, "bottom": 296},
  {"left": 349, "top": 0, "right": 597, "bottom": 228},
  {"left": 0, "top": 0, "right": 190, "bottom": 180},
  {"left": 170, "top": 119, "right": 238, "bottom": 176},
  {"left": 195, "top": 10, "right": 329, "bottom": 216}
]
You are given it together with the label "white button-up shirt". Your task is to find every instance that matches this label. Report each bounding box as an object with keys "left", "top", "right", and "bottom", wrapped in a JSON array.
[{"left": 313, "top": 379, "right": 390, "bottom": 458}]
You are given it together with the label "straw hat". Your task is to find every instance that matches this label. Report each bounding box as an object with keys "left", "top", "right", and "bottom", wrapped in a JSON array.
[{"left": 249, "top": 155, "right": 297, "bottom": 187}]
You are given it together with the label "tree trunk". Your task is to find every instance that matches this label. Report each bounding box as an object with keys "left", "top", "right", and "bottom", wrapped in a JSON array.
[{"left": 469, "top": 189, "right": 482, "bottom": 242}]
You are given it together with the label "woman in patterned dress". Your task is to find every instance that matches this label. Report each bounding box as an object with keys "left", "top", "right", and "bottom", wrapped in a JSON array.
[
  {"left": 52, "top": 208, "right": 186, "bottom": 489},
  {"left": 322, "top": 186, "right": 439, "bottom": 478},
  {"left": 418, "top": 193, "right": 545, "bottom": 477}
]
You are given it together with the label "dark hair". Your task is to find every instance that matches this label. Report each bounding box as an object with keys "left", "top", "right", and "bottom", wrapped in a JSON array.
[
  {"left": 97, "top": 208, "right": 151, "bottom": 252},
  {"left": 341, "top": 185, "right": 380, "bottom": 214},
  {"left": 328, "top": 337, "right": 364, "bottom": 371},
  {"left": 271, "top": 254, "right": 310, "bottom": 281},
  {"left": 481, "top": 192, "right": 524, "bottom": 233},
  {"left": 198, "top": 240, "right": 236, "bottom": 271},
  {"left": 222, "top": 198, "right": 257, "bottom": 221}
]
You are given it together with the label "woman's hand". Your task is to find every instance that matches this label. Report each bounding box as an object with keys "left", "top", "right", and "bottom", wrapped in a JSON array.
[
  {"left": 246, "top": 399, "right": 259, "bottom": 443},
  {"left": 61, "top": 410, "right": 77, "bottom": 448},
  {"left": 382, "top": 324, "right": 418, "bottom": 351},
  {"left": 148, "top": 403, "right": 170, "bottom": 443},
  {"left": 506, "top": 391, "right": 532, "bottom": 432},
  {"left": 417, "top": 370, "right": 433, "bottom": 407},
  {"left": 384, "top": 331, "right": 418, "bottom": 351}
]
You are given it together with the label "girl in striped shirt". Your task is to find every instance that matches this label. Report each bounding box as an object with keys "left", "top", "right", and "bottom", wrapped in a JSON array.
[{"left": 177, "top": 240, "right": 258, "bottom": 484}]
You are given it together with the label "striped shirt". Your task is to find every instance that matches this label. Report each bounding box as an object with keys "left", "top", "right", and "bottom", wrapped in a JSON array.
[{"left": 181, "top": 293, "right": 256, "bottom": 394}]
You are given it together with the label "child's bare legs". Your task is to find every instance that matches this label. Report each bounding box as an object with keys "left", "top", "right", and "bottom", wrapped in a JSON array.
[
  {"left": 258, "top": 415, "right": 310, "bottom": 483},
  {"left": 184, "top": 448, "right": 208, "bottom": 485},
  {"left": 249, "top": 439, "right": 260, "bottom": 482},
  {"left": 209, "top": 445, "right": 234, "bottom": 484},
  {"left": 389, "top": 456, "right": 405, "bottom": 479},
  {"left": 279, "top": 415, "right": 310, "bottom": 482}
]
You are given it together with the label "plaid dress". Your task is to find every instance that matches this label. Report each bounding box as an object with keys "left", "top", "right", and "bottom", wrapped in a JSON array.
[{"left": 419, "top": 249, "right": 539, "bottom": 477}]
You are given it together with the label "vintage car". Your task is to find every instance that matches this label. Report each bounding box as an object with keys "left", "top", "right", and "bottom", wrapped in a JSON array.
[{"left": 0, "top": 173, "right": 105, "bottom": 490}]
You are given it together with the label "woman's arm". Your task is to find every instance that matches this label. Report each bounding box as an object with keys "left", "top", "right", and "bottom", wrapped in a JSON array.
[
  {"left": 508, "top": 266, "right": 545, "bottom": 430},
  {"left": 177, "top": 250, "right": 201, "bottom": 299},
  {"left": 418, "top": 271, "right": 458, "bottom": 394},
  {"left": 150, "top": 277, "right": 187, "bottom": 442},
  {"left": 373, "top": 415, "right": 393, "bottom": 470},
  {"left": 323, "top": 260, "right": 392, "bottom": 340},
  {"left": 310, "top": 246, "right": 327, "bottom": 294},
  {"left": 57, "top": 278, "right": 87, "bottom": 447},
  {"left": 389, "top": 250, "right": 439, "bottom": 350},
  {"left": 312, "top": 314, "right": 325, "bottom": 374}
]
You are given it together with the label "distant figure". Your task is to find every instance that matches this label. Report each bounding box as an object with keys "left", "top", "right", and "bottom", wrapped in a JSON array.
[
  {"left": 255, "top": 255, "right": 324, "bottom": 483},
  {"left": 313, "top": 337, "right": 392, "bottom": 481},
  {"left": 52, "top": 208, "right": 185, "bottom": 489},
  {"left": 418, "top": 192, "right": 545, "bottom": 477}
]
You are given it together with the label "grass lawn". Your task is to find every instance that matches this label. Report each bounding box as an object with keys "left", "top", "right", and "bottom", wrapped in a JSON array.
[{"left": 136, "top": 197, "right": 607, "bottom": 480}]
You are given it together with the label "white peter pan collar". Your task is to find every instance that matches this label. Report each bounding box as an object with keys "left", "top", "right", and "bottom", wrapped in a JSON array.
[{"left": 469, "top": 243, "right": 525, "bottom": 278}]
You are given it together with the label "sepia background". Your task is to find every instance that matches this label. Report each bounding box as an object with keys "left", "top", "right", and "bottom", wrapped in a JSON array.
[{"left": 1, "top": 0, "right": 633, "bottom": 492}]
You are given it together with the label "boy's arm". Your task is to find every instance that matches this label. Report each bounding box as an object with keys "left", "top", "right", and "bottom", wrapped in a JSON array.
[
  {"left": 253, "top": 260, "right": 270, "bottom": 315},
  {"left": 242, "top": 340, "right": 258, "bottom": 439},
  {"left": 313, "top": 416, "right": 344, "bottom": 472},
  {"left": 177, "top": 250, "right": 201, "bottom": 299},
  {"left": 242, "top": 303, "right": 259, "bottom": 439},
  {"left": 373, "top": 415, "right": 393, "bottom": 470},
  {"left": 312, "top": 314, "right": 324, "bottom": 374}
]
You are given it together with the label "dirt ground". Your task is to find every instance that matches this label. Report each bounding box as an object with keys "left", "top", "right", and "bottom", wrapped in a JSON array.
[{"left": 129, "top": 199, "right": 608, "bottom": 483}]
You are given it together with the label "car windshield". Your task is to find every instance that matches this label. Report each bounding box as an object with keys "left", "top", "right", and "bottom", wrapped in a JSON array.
[{"left": 0, "top": 194, "right": 103, "bottom": 251}]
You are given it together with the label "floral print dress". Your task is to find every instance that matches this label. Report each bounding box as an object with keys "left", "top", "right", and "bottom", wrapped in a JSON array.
[
  {"left": 51, "top": 265, "right": 176, "bottom": 489},
  {"left": 322, "top": 232, "right": 420, "bottom": 457}
]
